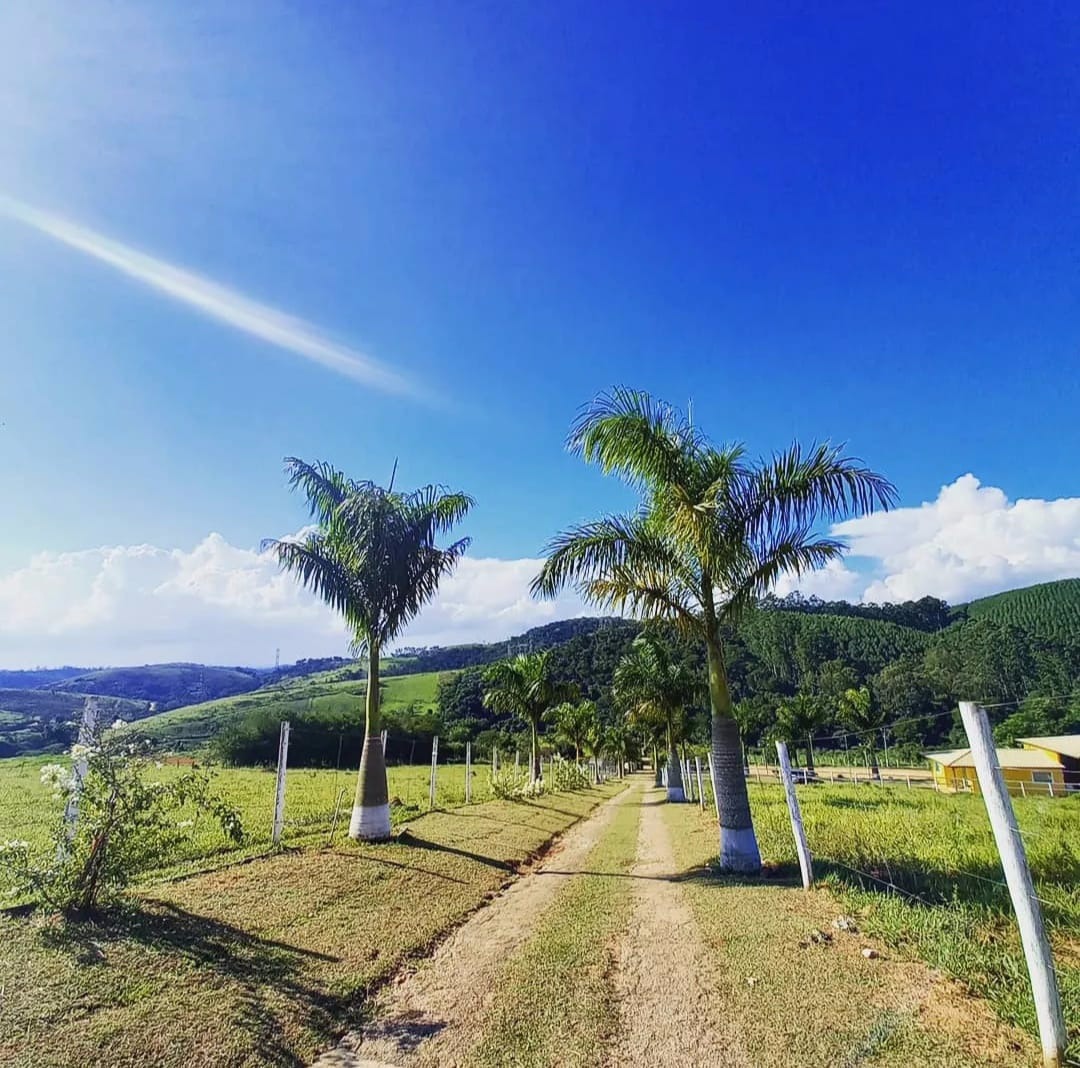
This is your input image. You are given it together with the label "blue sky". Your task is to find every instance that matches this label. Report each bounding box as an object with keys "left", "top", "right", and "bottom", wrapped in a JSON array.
[{"left": 1, "top": 2, "right": 1078, "bottom": 665}]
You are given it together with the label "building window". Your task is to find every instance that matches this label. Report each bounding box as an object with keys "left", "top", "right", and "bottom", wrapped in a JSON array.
[{"left": 1031, "top": 771, "right": 1053, "bottom": 784}]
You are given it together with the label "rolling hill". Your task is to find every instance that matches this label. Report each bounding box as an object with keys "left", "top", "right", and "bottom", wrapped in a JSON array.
[
  {"left": 0, "top": 690, "right": 149, "bottom": 757},
  {"left": 131, "top": 668, "right": 444, "bottom": 745}
]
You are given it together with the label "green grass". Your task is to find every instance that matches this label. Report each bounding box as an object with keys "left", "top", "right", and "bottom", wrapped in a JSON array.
[
  {"left": 468, "top": 791, "right": 640, "bottom": 1067},
  {"left": 665, "top": 798, "right": 1039, "bottom": 1066},
  {"left": 0, "top": 756, "right": 497, "bottom": 883},
  {"left": 0, "top": 781, "right": 624, "bottom": 1068},
  {"left": 732, "top": 779, "right": 1080, "bottom": 1058},
  {"left": 131, "top": 669, "right": 445, "bottom": 743}
]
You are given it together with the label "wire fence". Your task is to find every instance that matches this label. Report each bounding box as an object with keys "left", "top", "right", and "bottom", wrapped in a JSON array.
[{"left": 686, "top": 716, "right": 1080, "bottom": 1065}]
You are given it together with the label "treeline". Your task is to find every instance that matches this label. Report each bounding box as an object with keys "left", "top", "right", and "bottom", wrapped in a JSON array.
[
  {"left": 758, "top": 592, "right": 954, "bottom": 633},
  {"left": 438, "top": 608, "right": 1080, "bottom": 764}
]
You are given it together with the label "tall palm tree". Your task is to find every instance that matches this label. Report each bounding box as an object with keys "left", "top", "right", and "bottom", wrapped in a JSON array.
[
  {"left": 553, "top": 699, "right": 598, "bottom": 763},
  {"left": 838, "top": 685, "right": 887, "bottom": 779},
  {"left": 482, "top": 651, "right": 572, "bottom": 782},
  {"left": 533, "top": 389, "right": 894, "bottom": 871},
  {"left": 265, "top": 458, "right": 472, "bottom": 840},
  {"left": 613, "top": 633, "right": 698, "bottom": 801}
]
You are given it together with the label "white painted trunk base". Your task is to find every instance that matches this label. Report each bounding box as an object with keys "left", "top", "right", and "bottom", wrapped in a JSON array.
[
  {"left": 666, "top": 786, "right": 686, "bottom": 803},
  {"left": 349, "top": 802, "right": 391, "bottom": 841},
  {"left": 718, "top": 824, "right": 762, "bottom": 872}
]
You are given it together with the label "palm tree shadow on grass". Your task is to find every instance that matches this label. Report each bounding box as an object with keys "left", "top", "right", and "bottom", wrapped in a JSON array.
[
  {"left": 395, "top": 833, "right": 517, "bottom": 873},
  {"left": 38, "top": 901, "right": 363, "bottom": 1068}
]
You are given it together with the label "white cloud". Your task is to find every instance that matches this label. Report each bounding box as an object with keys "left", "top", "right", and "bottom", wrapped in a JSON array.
[
  {"left": 0, "top": 195, "right": 420, "bottom": 399},
  {"left": 0, "top": 537, "right": 588, "bottom": 668},
  {"left": 790, "top": 474, "right": 1080, "bottom": 604}
]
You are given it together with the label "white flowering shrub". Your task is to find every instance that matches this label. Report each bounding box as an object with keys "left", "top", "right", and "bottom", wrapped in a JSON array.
[
  {"left": 0, "top": 737, "right": 242, "bottom": 914},
  {"left": 489, "top": 758, "right": 591, "bottom": 799}
]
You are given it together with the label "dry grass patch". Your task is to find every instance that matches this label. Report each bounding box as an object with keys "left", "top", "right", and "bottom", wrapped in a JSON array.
[{"left": 0, "top": 783, "right": 623, "bottom": 1068}]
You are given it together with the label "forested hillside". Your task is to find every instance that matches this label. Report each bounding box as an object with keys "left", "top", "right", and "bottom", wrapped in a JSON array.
[
  {"left": 961, "top": 578, "right": 1080, "bottom": 644},
  {"left": 437, "top": 581, "right": 1080, "bottom": 763}
]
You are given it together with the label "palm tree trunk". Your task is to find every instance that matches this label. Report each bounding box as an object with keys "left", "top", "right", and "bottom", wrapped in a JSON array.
[
  {"left": 666, "top": 720, "right": 685, "bottom": 802},
  {"left": 349, "top": 644, "right": 391, "bottom": 840},
  {"left": 706, "top": 629, "right": 761, "bottom": 872},
  {"left": 866, "top": 744, "right": 880, "bottom": 779},
  {"left": 805, "top": 735, "right": 815, "bottom": 775},
  {"left": 652, "top": 745, "right": 663, "bottom": 788}
]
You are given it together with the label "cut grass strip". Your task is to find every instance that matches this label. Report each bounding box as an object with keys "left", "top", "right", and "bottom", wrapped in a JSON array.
[
  {"left": 663, "top": 801, "right": 1037, "bottom": 1067},
  {"left": 0, "top": 782, "right": 624, "bottom": 1068},
  {"left": 467, "top": 788, "right": 642, "bottom": 1068}
]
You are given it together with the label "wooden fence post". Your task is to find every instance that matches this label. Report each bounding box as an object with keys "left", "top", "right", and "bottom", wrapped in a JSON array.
[
  {"left": 429, "top": 735, "right": 439, "bottom": 810},
  {"left": 695, "top": 757, "right": 705, "bottom": 812},
  {"left": 466, "top": 740, "right": 472, "bottom": 804},
  {"left": 959, "top": 702, "right": 1066, "bottom": 1068},
  {"left": 272, "top": 720, "right": 290, "bottom": 845},
  {"left": 776, "top": 741, "right": 813, "bottom": 890}
]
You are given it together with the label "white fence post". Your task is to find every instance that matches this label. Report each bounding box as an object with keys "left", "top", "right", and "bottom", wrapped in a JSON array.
[
  {"left": 271, "top": 720, "right": 290, "bottom": 845},
  {"left": 959, "top": 702, "right": 1066, "bottom": 1068},
  {"left": 466, "top": 740, "right": 472, "bottom": 804},
  {"left": 695, "top": 757, "right": 705, "bottom": 812},
  {"left": 429, "top": 735, "right": 440, "bottom": 810},
  {"left": 62, "top": 697, "right": 101, "bottom": 846},
  {"left": 493, "top": 746, "right": 499, "bottom": 774},
  {"left": 706, "top": 752, "right": 721, "bottom": 822},
  {"left": 381, "top": 728, "right": 388, "bottom": 759},
  {"left": 776, "top": 741, "right": 813, "bottom": 890}
]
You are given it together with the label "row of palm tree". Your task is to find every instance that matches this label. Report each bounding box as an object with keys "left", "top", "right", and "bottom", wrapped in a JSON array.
[{"left": 270, "top": 388, "right": 893, "bottom": 872}]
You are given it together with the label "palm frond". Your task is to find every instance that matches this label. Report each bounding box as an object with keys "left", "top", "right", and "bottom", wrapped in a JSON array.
[
  {"left": 568, "top": 387, "right": 700, "bottom": 491},
  {"left": 722, "top": 534, "right": 846, "bottom": 621},
  {"left": 282, "top": 457, "right": 364, "bottom": 526},
  {"left": 736, "top": 442, "right": 896, "bottom": 541}
]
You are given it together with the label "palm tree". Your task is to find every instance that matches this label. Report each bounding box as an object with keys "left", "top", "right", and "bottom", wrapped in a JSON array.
[
  {"left": 533, "top": 389, "right": 894, "bottom": 871},
  {"left": 553, "top": 699, "right": 598, "bottom": 763},
  {"left": 838, "top": 685, "right": 887, "bottom": 779},
  {"left": 613, "top": 633, "right": 698, "bottom": 801},
  {"left": 482, "top": 651, "right": 572, "bottom": 782},
  {"left": 265, "top": 458, "right": 472, "bottom": 840},
  {"left": 775, "top": 691, "right": 827, "bottom": 775}
]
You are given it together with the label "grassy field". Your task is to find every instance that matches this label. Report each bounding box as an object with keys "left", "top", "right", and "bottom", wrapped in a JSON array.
[
  {"left": 663, "top": 799, "right": 1038, "bottom": 1066},
  {"left": 131, "top": 668, "right": 445, "bottom": 744},
  {"left": 0, "top": 781, "right": 625, "bottom": 1068},
  {"left": 729, "top": 778, "right": 1080, "bottom": 1057},
  {"left": 0, "top": 756, "right": 493, "bottom": 883}
]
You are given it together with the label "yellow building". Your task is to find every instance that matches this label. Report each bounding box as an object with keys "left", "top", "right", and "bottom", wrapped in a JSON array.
[
  {"left": 1019, "top": 736, "right": 1080, "bottom": 789},
  {"left": 924, "top": 747, "right": 1066, "bottom": 796}
]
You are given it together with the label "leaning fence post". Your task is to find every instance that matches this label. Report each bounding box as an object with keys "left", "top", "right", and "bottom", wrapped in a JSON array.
[
  {"left": 706, "top": 751, "right": 721, "bottom": 822},
  {"left": 429, "top": 735, "right": 439, "bottom": 810},
  {"left": 695, "top": 757, "right": 705, "bottom": 812},
  {"left": 272, "top": 720, "right": 291, "bottom": 845},
  {"left": 465, "top": 740, "right": 472, "bottom": 804},
  {"left": 776, "top": 741, "right": 813, "bottom": 890},
  {"left": 959, "top": 702, "right": 1066, "bottom": 1068}
]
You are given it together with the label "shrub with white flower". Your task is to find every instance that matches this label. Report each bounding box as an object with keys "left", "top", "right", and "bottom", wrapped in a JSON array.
[{"left": 0, "top": 733, "right": 243, "bottom": 915}]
